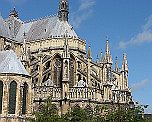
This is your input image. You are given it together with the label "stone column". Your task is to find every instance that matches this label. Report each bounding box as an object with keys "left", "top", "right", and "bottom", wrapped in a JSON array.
[
  {"left": 2, "top": 81, "right": 9, "bottom": 116},
  {"left": 20, "top": 83, "right": 23, "bottom": 116},
  {"left": 27, "top": 84, "right": 33, "bottom": 116},
  {"left": 15, "top": 82, "right": 21, "bottom": 116}
]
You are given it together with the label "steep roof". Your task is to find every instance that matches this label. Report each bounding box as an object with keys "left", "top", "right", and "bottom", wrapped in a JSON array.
[
  {"left": 16, "top": 16, "right": 78, "bottom": 42},
  {"left": 0, "top": 50, "right": 29, "bottom": 76},
  {"left": 0, "top": 15, "right": 11, "bottom": 38}
]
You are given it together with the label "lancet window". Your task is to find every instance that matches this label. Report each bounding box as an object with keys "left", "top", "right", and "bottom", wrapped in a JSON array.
[
  {"left": 8, "top": 81, "right": 17, "bottom": 114},
  {"left": 69, "top": 58, "right": 75, "bottom": 87},
  {"left": 0, "top": 81, "right": 3, "bottom": 114},
  {"left": 22, "top": 82, "right": 28, "bottom": 114},
  {"left": 53, "top": 57, "right": 62, "bottom": 87}
]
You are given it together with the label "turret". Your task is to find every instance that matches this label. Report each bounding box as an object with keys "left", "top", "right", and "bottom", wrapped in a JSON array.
[
  {"left": 121, "top": 52, "right": 129, "bottom": 89},
  {"left": 122, "top": 52, "right": 128, "bottom": 72},
  {"left": 102, "top": 37, "right": 113, "bottom": 83},
  {"left": 7, "top": 8, "right": 22, "bottom": 38},
  {"left": 58, "top": 0, "right": 69, "bottom": 21}
]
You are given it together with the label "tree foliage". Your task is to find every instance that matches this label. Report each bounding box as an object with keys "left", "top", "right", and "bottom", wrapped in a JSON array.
[{"left": 30, "top": 97, "right": 151, "bottom": 122}]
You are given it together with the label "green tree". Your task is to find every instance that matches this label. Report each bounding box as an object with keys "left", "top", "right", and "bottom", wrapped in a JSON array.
[
  {"left": 30, "top": 97, "right": 60, "bottom": 122},
  {"left": 62, "top": 107, "right": 94, "bottom": 122},
  {"left": 30, "top": 97, "right": 149, "bottom": 122}
]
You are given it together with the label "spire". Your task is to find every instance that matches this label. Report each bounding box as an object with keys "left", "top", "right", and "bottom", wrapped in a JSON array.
[
  {"left": 106, "top": 36, "right": 110, "bottom": 55},
  {"left": 122, "top": 52, "right": 128, "bottom": 71},
  {"left": 104, "top": 36, "right": 112, "bottom": 64},
  {"left": 87, "top": 45, "right": 92, "bottom": 59},
  {"left": 115, "top": 56, "right": 119, "bottom": 72},
  {"left": 58, "top": 0, "right": 69, "bottom": 21},
  {"left": 9, "top": 7, "right": 19, "bottom": 18}
]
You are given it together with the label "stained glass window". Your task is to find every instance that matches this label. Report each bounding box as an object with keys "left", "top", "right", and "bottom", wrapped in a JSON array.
[
  {"left": 53, "top": 58, "right": 62, "bottom": 87},
  {"left": 69, "top": 59, "right": 74, "bottom": 87},
  {"left": 22, "top": 82, "right": 28, "bottom": 114},
  {"left": 0, "top": 81, "right": 3, "bottom": 114},
  {"left": 8, "top": 81, "right": 17, "bottom": 114}
]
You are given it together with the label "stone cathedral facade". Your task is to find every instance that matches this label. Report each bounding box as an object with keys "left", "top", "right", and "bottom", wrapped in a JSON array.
[{"left": 0, "top": 0, "right": 132, "bottom": 121}]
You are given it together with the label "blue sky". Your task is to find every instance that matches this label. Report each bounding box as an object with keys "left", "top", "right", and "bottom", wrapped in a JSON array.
[{"left": 0, "top": 0, "right": 152, "bottom": 113}]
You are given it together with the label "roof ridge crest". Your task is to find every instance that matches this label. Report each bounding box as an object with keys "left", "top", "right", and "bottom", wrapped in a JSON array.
[{"left": 24, "top": 14, "right": 57, "bottom": 23}]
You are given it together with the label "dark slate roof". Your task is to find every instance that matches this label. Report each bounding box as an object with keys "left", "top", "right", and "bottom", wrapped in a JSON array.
[
  {"left": 0, "top": 14, "right": 78, "bottom": 42},
  {"left": 16, "top": 16, "right": 78, "bottom": 42},
  {"left": 0, "top": 50, "right": 30, "bottom": 76},
  {"left": 0, "top": 15, "right": 11, "bottom": 38}
]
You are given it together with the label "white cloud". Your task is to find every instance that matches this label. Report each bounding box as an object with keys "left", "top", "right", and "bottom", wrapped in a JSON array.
[
  {"left": 79, "top": 0, "right": 95, "bottom": 11},
  {"left": 4, "top": 0, "right": 26, "bottom": 5},
  {"left": 131, "top": 79, "right": 150, "bottom": 92},
  {"left": 119, "top": 15, "right": 152, "bottom": 49},
  {"left": 70, "top": 0, "right": 96, "bottom": 28}
]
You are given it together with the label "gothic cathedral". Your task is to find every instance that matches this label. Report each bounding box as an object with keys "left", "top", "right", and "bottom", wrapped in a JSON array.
[{"left": 0, "top": 0, "right": 132, "bottom": 121}]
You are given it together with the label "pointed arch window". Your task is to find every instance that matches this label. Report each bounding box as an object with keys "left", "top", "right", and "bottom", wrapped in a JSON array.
[
  {"left": 53, "top": 57, "right": 62, "bottom": 87},
  {"left": 0, "top": 81, "right": 3, "bottom": 114},
  {"left": 22, "top": 82, "right": 28, "bottom": 114},
  {"left": 8, "top": 81, "right": 17, "bottom": 114},
  {"left": 69, "top": 59, "right": 75, "bottom": 87}
]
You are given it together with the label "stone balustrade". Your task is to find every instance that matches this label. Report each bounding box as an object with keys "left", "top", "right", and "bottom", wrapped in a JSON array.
[
  {"left": 34, "top": 86, "right": 104, "bottom": 103},
  {"left": 68, "top": 87, "right": 102, "bottom": 102},
  {"left": 34, "top": 86, "right": 61, "bottom": 100}
]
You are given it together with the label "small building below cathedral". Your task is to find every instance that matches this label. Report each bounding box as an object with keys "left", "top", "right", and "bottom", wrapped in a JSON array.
[{"left": 0, "top": 0, "right": 132, "bottom": 121}]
